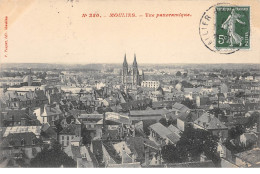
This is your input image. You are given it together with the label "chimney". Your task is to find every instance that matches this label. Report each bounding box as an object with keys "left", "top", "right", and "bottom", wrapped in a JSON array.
[
  {"left": 218, "top": 114, "right": 221, "bottom": 121},
  {"left": 208, "top": 114, "right": 211, "bottom": 123},
  {"left": 12, "top": 115, "right": 15, "bottom": 126},
  {"left": 144, "top": 146, "right": 150, "bottom": 166}
]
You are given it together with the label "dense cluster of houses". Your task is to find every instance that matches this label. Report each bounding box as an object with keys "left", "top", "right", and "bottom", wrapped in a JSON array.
[{"left": 0, "top": 64, "right": 260, "bottom": 168}]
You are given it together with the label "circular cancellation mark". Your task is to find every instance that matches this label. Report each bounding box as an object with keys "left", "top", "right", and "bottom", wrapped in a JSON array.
[{"left": 199, "top": 3, "right": 243, "bottom": 54}]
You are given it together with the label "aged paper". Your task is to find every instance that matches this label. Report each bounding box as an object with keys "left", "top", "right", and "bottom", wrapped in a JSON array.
[{"left": 0, "top": 0, "right": 259, "bottom": 168}]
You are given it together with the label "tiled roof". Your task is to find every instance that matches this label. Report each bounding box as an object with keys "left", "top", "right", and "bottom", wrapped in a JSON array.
[
  {"left": 194, "top": 112, "right": 227, "bottom": 130},
  {"left": 166, "top": 133, "right": 180, "bottom": 144},
  {"left": 178, "top": 112, "right": 198, "bottom": 122},
  {"left": 168, "top": 125, "right": 181, "bottom": 135},
  {"left": 107, "top": 162, "right": 141, "bottom": 168},
  {"left": 126, "top": 137, "right": 145, "bottom": 160},
  {"left": 3, "top": 109, "right": 28, "bottom": 122},
  {"left": 41, "top": 104, "right": 62, "bottom": 116},
  {"left": 235, "top": 148, "right": 260, "bottom": 165},
  {"left": 152, "top": 101, "right": 175, "bottom": 109},
  {"left": 130, "top": 109, "right": 169, "bottom": 117},
  {"left": 229, "top": 103, "right": 245, "bottom": 111},
  {"left": 120, "top": 99, "right": 152, "bottom": 111},
  {"left": 91, "top": 140, "right": 103, "bottom": 157},
  {"left": 59, "top": 124, "right": 79, "bottom": 135},
  {"left": 164, "top": 160, "right": 215, "bottom": 168},
  {"left": 79, "top": 114, "right": 103, "bottom": 119},
  {"left": 3, "top": 126, "right": 41, "bottom": 137},
  {"left": 242, "top": 133, "right": 257, "bottom": 141},
  {"left": 1, "top": 132, "right": 41, "bottom": 147},
  {"left": 172, "top": 103, "right": 190, "bottom": 112},
  {"left": 71, "top": 145, "right": 82, "bottom": 158},
  {"left": 149, "top": 123, "right": 172, "bottom": 139},
  {"left": 105, "top": 112, "right": 131, "bottom": 125},
  {"left": 184, "top": 87, "right": 203, "bottom": 93}
]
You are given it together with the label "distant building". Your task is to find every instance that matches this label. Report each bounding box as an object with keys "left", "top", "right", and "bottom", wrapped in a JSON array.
[
  {"left": 121, "top": 54, "right": 144, "bottom": 88},
  {"left": 141, "top": 81, "right": 160, "bottom": 89},
  {"left": 0, "top": 69, "right": 33, "bottom": 87},
  {"left": 59, "top": 123, "right": 82, "bottom": 147}
]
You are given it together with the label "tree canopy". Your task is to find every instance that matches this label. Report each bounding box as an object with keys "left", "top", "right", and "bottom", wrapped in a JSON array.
[
  {"left": 181, "top": 80, "right": 193, "bottom": 88},
  {"left": 228, "top": 125, "right": 245, "bottom": 139},
  {"left": 30, "top": 141, "right": 76, "bottom": 168},
  {"left": 245, "top": 111, "right": 260, "bottom": 128},
  {"left": 176, "top": 71, "right": 182, "bottom": 77},
  {"left": 181, "top": 98, "right": 196, "bottom": 109},
  {"left": 161, "top": 126, "right": 220, "bottom": 166}
]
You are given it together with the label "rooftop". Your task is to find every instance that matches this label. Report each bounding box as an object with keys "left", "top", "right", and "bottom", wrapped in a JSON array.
[
  {"left": 3, "top": 126, "right": 41, "bottom": 137},
  {"left": 149, "top": 123, "right": 172, "bottom": 139},
  {"left": 235, "top": 148, "right": 260, "bottom": 165}
]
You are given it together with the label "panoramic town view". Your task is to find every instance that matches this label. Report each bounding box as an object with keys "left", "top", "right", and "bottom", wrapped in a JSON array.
[{"left": 0, "top": 55, "right": 259, "bottom": 168}]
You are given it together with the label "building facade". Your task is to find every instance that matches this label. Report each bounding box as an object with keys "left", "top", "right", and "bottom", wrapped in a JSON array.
[
  {"left": 122, "top": 54, "right": 144, "bottom": 88},
  {"left": 141, "top": 81, "right": 160, "bottom": 89}
]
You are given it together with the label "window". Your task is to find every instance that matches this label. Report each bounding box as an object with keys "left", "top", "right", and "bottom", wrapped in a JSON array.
[
  {"left": 62, "top": 136, "right": 64, "bottom": 140},
  {"left": 21, "top": 139, "right": 25, "bottom": 146},
  {"left": 67, "top": 136, "right": 69, "bottom": 141},
  {"left": 32, "top": 139, "right": 36, "bottom": 145}
]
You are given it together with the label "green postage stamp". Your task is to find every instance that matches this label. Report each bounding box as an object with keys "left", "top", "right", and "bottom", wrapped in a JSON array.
[{"left": 215, "top": 6, "right": 250, "bottom": 49}]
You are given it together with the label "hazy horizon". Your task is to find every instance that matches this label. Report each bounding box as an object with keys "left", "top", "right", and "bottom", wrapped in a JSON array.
[{"left": 0, "top": 0, "right": 259, "bottom": 65}]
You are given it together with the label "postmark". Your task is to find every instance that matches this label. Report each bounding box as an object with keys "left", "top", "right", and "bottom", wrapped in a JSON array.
[{"left": 199, "top": 3, "right": 250, "bottom": 54}]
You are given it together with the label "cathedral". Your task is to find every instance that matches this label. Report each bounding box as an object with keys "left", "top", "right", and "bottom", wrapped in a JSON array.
[{"left": 122, "top": 54, "right": 144, "bottom": 88}]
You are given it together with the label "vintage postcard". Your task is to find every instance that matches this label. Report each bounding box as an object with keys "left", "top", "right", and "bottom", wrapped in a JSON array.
[{"left": 0, "top": 0, "right": 259, "bottom": 168}]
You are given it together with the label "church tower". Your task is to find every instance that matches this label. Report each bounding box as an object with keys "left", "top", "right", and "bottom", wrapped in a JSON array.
[
  {"left": 122, "top": 54, "right": 128, "bottom": 84},
  {"left": 132, "top": 54, "right": 139, "bottom": 85}
]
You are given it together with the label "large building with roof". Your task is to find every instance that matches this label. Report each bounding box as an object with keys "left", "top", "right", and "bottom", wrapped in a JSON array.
[{"left": 121, "top": 54, "right": 144, "bottom": 88}]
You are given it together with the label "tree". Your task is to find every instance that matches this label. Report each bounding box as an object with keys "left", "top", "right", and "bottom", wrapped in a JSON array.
[
  {"left": 209, "top": 108, "right": 225, "bottom": 118},
  {"left": 181, "top": 98, "right": 196, "bottom": 109},
  {"left": 161, "top": 126, "right": 220, "bottom": 165},
  {"left": 245, "top": 111, "right": 260, "bottom": 128},
  {"left": 235, "top": 91, "right": 245, "bottom": 98},
  {"left": 181, "top": 81, "right": 193, "bottom": 88},
  {"left": 242, "top": 72, "right": 250, "bottom": 78},
  {"left": 176, "top": 126, "right": 220, "bottom": 165},
  {"left": 209, "top": 73, "right": 218, "bottom": 78},
  {"left": 54, "top": 119, "right": 63, "bottom": 135},
  {"left": 223, "top": 138, "right": 254, "bottom": 154},
  {"left": 228, "top": 125, "right": 245, "bottom": 139},
  {"left": 176, "top": 71, "right": 182, "bottom": 77},
  {"left": 159, "top": 118, "right": 168, "bottom": 127},
  {"left": 30, "top": 141, "right": 76, "bottom": 167},
  {"left": 161, "top": 144, "right": 182, "bottom": 163}
]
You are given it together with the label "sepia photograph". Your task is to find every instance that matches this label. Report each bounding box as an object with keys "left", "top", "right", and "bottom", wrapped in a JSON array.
[{"left": 0, "top": 0, "right": 259, "bottom": 168}]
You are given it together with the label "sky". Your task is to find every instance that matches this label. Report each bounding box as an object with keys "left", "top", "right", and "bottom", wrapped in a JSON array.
[{"left": 0, "top": 0, "right": 259, "bottom": 65}]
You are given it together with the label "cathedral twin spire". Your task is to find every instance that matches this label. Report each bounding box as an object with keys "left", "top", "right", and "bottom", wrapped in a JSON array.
[
  {"left": 122, "top": 53, "right": 141, "bottom": 86},
  {"left": 123, "top": 53, "right": 137, "bottom": 67},
  {"left": 133, "top": 54, "right": 137, "bottom": 67},
  {"left": 123, "top": 54, "right": 128, "bottom": 67}
]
